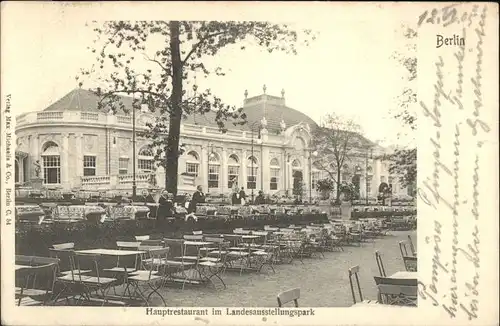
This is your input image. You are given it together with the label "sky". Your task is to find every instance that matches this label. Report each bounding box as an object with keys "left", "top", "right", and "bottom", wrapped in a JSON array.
[{"left": 2, "top": 2, "right": 417, "bottom": 147}]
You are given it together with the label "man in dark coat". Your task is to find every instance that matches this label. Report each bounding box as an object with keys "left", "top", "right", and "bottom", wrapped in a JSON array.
[
  {"left": 239, "top": 187, "right": 247, "bottom": 205},
  {"left": 157, "top": 190, "right": 174, "bottom": 227},
  {"left": 254, "top": 190, "right": 266, "bottom": 205},
  {"left": 231, "top": 188, "right": 241, "bottom": 205},
  {"left": 186, "top": 185, "right": 205, "bottom": 221}
]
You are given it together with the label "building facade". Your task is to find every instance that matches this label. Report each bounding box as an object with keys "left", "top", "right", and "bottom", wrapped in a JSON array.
[{"left": 15, "top": 88, "right": 411, "bottom": 199}]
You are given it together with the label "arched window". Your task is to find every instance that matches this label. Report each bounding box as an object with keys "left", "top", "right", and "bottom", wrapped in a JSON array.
[
  {"left": 367, "top": 166, "right": 373, "bottom": 174},
  {"left": 138, "top": 146, "right": 154, "bottom": 172},
  {"left": 247, "top": 156, "right": 258, "bottom": 190},
  {"left": 208, "top": 152, "right": 220, "bottom": 188},
  {"left": 269, "top": 158, "right": 280, "bottom": 190},
  {"left": 41, "top": 141, "right": 61, "bottom": 184},
  {"left": 354, "top": 165, "right": 362, "bottom": 175},
  {"left": 292, "top": 159, "right": 301, "bottom": 169},
  {"left": 185, "top": 150, "right": 200, "bottom": 177},
  {"left": 227, "top": 154, "right": 240, "bottom": 189}
]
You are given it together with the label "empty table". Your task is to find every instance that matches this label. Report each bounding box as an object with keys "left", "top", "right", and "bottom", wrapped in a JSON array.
[{"left": 390, "top": 271, "right": 417, "bottom": 279}]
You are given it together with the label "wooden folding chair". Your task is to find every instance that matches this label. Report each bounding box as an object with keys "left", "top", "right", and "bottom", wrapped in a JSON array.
[
  {"left": 373, "top": 276, "right": 418, "bottom": 306},
  {"left": 348, "top": 265, "right": 378, "bottom": 305},
  {"left": 15, "top": 260, "right": 59, "bottom": 306},
  {"left": 277, "top": 288, "right": 300, "bottom": 307},
  {"left": 407, "top": 235, "right": 416, "bottom": 256},
  {"left": 375, "top": 251, "right": 387, "bottom": 277},
  {"left": 72, "top": 253, "right": 119, "bottom": 306},
  {"left": 128, "top": 248, "right": 169, "bottom": 306},
  {"left": 402, "top": 256, "right": 418, "bottom": 272}
]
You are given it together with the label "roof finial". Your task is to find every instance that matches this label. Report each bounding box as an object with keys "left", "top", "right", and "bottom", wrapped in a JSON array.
[
  {"left": 263, "top": 84, "right": 267, "bottom": 94},
  {"left": 244, "top": 89, "right": 248, "bottom": 99},
  {"left": 281, "top": 88, "right": 285, "bottom": 98}
]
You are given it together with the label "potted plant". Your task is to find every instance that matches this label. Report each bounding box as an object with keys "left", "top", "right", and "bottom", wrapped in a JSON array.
[{"left": 316, "top": 178, "right": 334, "bottom": 200}]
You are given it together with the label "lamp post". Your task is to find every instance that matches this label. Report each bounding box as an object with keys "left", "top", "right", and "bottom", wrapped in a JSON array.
[
  {"left": 308, "top": 148, "right": 318, "bottom": 204},
  {"left": 250, "top": 122, "right": 262, "bottom": 203},
  {"left": 131, "top": 80, "right": 138, "bottom": 199},
  {"left": 365, "top": 147, "right": 373, "bottom": 205},
  {"left": 207, "top": 142, "right": 215, "bottom": 192}
]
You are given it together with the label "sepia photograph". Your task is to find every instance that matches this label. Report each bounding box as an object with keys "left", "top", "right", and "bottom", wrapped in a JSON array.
[{"left": 1, "top": 2, "right": 498, "bottom": 326}]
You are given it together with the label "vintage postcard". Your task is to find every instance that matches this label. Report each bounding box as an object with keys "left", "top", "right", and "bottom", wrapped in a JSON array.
[{"left": 1, "top": 1, "right": 498, "bottom": 325}]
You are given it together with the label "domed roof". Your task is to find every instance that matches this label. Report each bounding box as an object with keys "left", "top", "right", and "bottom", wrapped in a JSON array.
[
  {"left": 43, "top": 88, "right": 318, "bottom": 132},
  {"left": 187, "top": 93, "right": 318, "bottom": 133}
]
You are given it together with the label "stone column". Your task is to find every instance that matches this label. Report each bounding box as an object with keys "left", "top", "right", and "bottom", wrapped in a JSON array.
[
  {"left": 374, "top": 159, "right": 382, "bottom": 192},
  {"left": 30, "top": 135, "right": 38, "bottom": 178},
  {"left": 241, "top": 149, "right": 247, "bottom": 190},
  {"left": 221, "top": 148, "right": 227, "bottom": 194},
  {"left": 61, "top": 133, "right": 70, "bottom": 190},
  {"left": 262, "top": 146, "right": 270, "bottom": 193},
  {"left": 360, "top": 175, "right": 366, "bottom": 199},
  {"left": 201, "top": 146, "right": 208, "bottom": 191}
]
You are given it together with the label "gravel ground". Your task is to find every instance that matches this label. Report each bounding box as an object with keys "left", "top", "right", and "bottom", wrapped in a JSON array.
[{"left": 144, "top": 230, "right": 416, "bottom": 307}]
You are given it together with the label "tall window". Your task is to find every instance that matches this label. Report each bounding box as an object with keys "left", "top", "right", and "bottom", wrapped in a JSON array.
[
  {"left": 388, "top": 176, "right": 394, "bottom": 192},
  {"left": 42, "top": 142, "right": 60, "bottom": 184},
  {"left": 83, "top": 156, "right": 96, "bottom": 176},
  {"left": 269, "top": 158, "right": 280, "bottom": 190},
  {"left": 185, "top": 151, "right": 200, "bottom": 176},
  {"left": 138, "top": 147, "right": 154, "bottom": 172},
  {"left": 247, "top": 156, "right": 258, "bottom": 190},
  {"left": 119, "top": 157, "right": 129, "bottom": 175},
  {"left": 227, "top": 154, "right": 239, "bottom": 188},
  {"left": 43, "top": 156, "right": 60, "bottom": 184},
  {"left": 208, "top": 153, "right": 220, "bottom": 188}
]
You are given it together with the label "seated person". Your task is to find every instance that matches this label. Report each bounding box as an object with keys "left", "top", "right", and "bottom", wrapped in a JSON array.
[{"left": 254, "top": 190, "right": 266, "bottom": 205}]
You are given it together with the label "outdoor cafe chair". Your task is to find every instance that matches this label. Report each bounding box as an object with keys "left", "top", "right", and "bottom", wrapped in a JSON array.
[
  {"left": 127, "top": 248, "right": 169, "bottom": 306},
  {"left": 373, "top": 276, "right": 418, "bottom": 306},
  {"left": 198, "top": 237, "right": 228, "bottom": 289},
  {"left": 375, "top": 251, "right": 387, "bottom": 277},
  {"left": 183, "top": 234, "right": 204, "bottom": 242},
  {"left": 140, "top": 239, "right": 164, "bottom": 247},
  {"left": 348, "top": 265, "right": 378, "bottom": 306},
  {"left": 49, "top": 246, "right": 92, "bottom": 276},
  {"left": 399, "top": 241, "right": 414, "bottom": 258},
  {"left": 72, "top": 253, "right": 119, "bottom": 306},
  {"left": 162, "top": 238, "right": 197, "bottom": 289},
  {"left": 407, "top": 235, "right": 416, "bottom": 256},
  {"left": 277, "top": 288, "right": 300, "bottom": 307},
  {"left": 15, "top": 258, "right": 59, "bottom": 306},
  {"left": 402, "top": 256, "right": 418, "bottom": 272}
]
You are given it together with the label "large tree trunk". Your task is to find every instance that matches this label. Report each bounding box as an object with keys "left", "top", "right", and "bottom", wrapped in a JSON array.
[
  {"left": 165, "top": 21, "right": 182, "bottom": 195},
  {"left": 336, "top": 169, "right": 341, "bottom": 204}
]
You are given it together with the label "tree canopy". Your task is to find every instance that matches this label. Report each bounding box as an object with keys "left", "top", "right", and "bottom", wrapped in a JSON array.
[
  {"left": 311, "top": 113, "right": 366, "bottom": 202},
  {"left": 80, "top": 21, "right": 315, "bottom": 194}
]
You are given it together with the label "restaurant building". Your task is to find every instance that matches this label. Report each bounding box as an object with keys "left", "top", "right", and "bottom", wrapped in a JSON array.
[{"left": 14, "top": 87, "right": 412, "bottom": 199}]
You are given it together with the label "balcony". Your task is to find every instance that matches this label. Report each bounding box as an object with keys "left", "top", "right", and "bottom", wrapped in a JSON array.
[{"left": 81, "top": 173, "right": 154, "bottom": 190}]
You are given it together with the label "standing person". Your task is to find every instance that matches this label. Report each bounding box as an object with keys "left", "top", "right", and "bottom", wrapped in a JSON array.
[
  {"left": 157, "top": 190, "right": 174, "bottom": 227},
  {"left": 186, "top": 185, "right": 205, "bottom": 221},
  {"left": 184, "top": 193, "right": 197, "bottom": 221},
  {"left": 231, "top": 187, "right": 241, "bottom": 205},
  {"left": 239, "top": 187, "right": 247, "bottom": 205}
]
